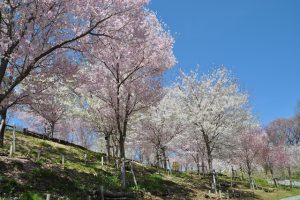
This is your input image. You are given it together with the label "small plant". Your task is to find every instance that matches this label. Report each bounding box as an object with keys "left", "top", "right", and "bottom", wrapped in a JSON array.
[{"left": 19, "top": 192, "right": 43, "bottom": 200}]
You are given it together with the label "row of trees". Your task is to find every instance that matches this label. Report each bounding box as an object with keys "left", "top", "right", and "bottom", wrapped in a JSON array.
[
  {"left": 126, "top": 68, "right": 300, "bottom": 189},
  {"left": 1, "top": 0, "right": 299, "bottom": 190},
  {"left": 0, "top": 0, "right": 175, "bottom": 158}
]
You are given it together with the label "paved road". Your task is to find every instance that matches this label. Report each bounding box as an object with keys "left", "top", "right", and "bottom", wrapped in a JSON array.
[
  {"left": 281, "top": 195, "right": 300, "bottom": 200},
  {"left": 268, "top": 180, "right": 300, "bottom": 200},
  {"left": 268, "top": 179, "right": 300, "bottom": 187}
]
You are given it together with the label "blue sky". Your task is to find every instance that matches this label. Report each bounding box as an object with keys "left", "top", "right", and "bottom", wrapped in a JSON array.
[{"left": 148, "top": 0, "right": 300, "bottom": 125}]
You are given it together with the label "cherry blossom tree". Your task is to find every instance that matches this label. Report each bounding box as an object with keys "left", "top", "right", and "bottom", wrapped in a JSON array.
[
  {"left": 0, "top": 0, "right": 150, "bottom": 146},
  {"left": 82, "top": 11, "right": 175, "bottom": 159},
  {"left": 259, "top": 129, "right": 290, "bottom": 186},
  {"left": 66, "top": 92, "right": 117, "bottom": 157},
  {"left": 235, "top": 127, "right": 264, "bottom": 188},
  {"left": 176, "top": 67, "right": 251, "bottom": 172},
  {"left": 130, "top": 88, "right": 184, "bottom": 169}
]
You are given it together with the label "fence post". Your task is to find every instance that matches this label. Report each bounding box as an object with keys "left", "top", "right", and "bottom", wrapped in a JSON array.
[
  {"left": 9, "top": 143, "right": 13, "bottom": 157},
  {"left": 101, "top": 156, "right": 104, "bottom": 166},
  {"left": 116, "top": 159, "right": 119, "bottom": 169},
  {"left": 46, "top": 194, "right": 51, "bottom": 200},
  {"left": 12, "top": 124, "right": 16, "bottom": 153},
  {"left": 130, "top": 161, "right": 138, "bottom": 187},
  {"left": 62, "top": 154, "right": 65, "bottom": 169},
  {"left": 219, "top": 190, "right": 222, "bottom": 200},
  {"left": 121, "top": 158, "right": 126, "bottom": 189},
  {"left": 37, "top": 150, "right": 41, "bottom": 161},
  {"left": 100, "top": 185, "right": 104, "bottom": 200}
]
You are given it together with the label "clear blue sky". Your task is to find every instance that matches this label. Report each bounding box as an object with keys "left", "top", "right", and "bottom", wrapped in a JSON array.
[{"left": 148, "top": 0, "right": 300, "bottom": 125}]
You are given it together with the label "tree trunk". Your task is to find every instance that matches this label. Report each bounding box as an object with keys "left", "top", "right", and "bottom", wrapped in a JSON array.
[
  {"left": 155, "top": 148, "right": 160, "bottom": 168},
  {"left": 161, "top": 148, "right": 167, "bottom": 170},
  {"left": 270, "top": 166, "right": 278, "bottom": 187},
  {"left": 193, "top": 153, "right": 200, "bottom": 175},
  {"left": 202, "top": 131, "right": 213, "bottom": 171},
  {"left": 201, "top": 157, "right": 206, "bottom": 176},
  {"left": 207, "top": 149, "right": 213, "bottom": 171},
  {"left": 50, "top": 122, "right": 55, "bottom": 138},
  {"left": 105, "top": 132, "right": 111, "bottom": 158},
  {"left": 119, "top": 135, "right": 125, "bottom": 159},
  {"left": 0, "top": 108, "right": 7, "bottom": 147},
  {"left": 119, "top": 134, "right": 126, "bottom": 190},
  {"left": 287, "top": 166, "right": 291, "bottom": 178}
]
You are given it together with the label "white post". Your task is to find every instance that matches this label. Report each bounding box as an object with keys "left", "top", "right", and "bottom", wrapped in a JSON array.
[
  {"left": 212, "top": 170, "right": 217, "bottom": 193},
  {"left": 9, "top": 143, "right": 13, "bottom": 157},
  {"left": 227, "top": 190, "right": 229, "bottom": 200},
  {"left": 84, "top": 154, "right": 87, "bottom": 165},
  {"left": 62, "top": 155, "right": 65, "bottom": 169},
  {"left": 26, "top": 149, "right": 30, "bottom": 157},
  {"left": 116, "top": 159, "right": 119, "bottom": 169},
  {"left": 219, "top": 190, "right": 222, "bottom": 200},
  {"left": 46, "top": 194, "right": 51, "bottom": 200},
  {"left": 130, "top": 161, "right": 138, "bottom": 187},
  {"left": 100, "top": 185, "right": 104, "bottom": 200},
  {"left": 101, "top": 156, "right": 104, "bottom": 166},
  {"left": 121, "top": 158, "right": 126, "bottom": 189},
  {"left": 12, "top": 124, "right": 16, "bottom": 153},
  {"left": 208, "top": 190, "right": 211, "bottom": 200},
  {"left": 37, "top": 150, "right": 41, "bottom": 160}
]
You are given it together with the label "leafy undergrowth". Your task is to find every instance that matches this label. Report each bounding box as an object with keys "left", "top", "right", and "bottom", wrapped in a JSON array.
[{"left": 1, "top": 130, "right": 300, "bottom": 199}]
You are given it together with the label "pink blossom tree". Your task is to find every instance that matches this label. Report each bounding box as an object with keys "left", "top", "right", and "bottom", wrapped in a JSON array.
[
  {"left": 259, "top": 128, "right": 290, "bottom": 186},
  {"left": 235, "top": 127, "right": 264, "bottom": 188},
  {"left": 0, "top": 0, "right": 150, "bottom": 146},
  {"left": 83, "top": 11, "right": 175, "bottom": 160}
]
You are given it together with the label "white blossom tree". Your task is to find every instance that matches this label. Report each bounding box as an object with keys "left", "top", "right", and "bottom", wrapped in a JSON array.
[{"left": 176, "top": 67, "right": 251, "bottom": 172}]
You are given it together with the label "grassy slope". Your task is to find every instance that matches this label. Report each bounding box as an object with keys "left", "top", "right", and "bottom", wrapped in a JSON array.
[{"left": 0, "top": 130, "right": 300, "bottom": 200}]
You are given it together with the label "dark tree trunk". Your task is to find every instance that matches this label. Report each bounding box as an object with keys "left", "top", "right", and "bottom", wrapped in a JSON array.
[
  {"left": 202, "top": 131, "right": 213, "bottom": 171},
  {"left": 0, "top": 108, "right": 7, "bottom": 147},
  {"left": 50, "top": 122, "right": 55, "bottom": 138},
  {"left": 161, "top": 148, "right": 167, "bottom": 170},
  {"left": 207, "top": 149, "right": 213, "bottom": 171},
  {"left": 105, "top": 132, "right": 111, "bottom": 158},
  {"left": 155, "top": 148, "right": 160, "bottom": 168},
  {"left": 287, "top": 166, "right": 291, "bottom": 178},
  {"left": 119, "top": 135, "right": 125, "bottom": 159},
  {"left": 201, "top": 158, "right": 206, "bottom": 176}
]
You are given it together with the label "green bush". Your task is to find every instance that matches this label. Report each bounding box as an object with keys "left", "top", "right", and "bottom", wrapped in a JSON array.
[{"left": 19, "top": 192, "right": 43, "bottom": 200}]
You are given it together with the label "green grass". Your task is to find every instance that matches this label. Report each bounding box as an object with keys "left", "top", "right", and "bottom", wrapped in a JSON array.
[
  {"left": 19, "top": 192, "right": 43, "bottom": 200},
  {"left": 1, "top": 130, "right": 300, "bottom": 200}
]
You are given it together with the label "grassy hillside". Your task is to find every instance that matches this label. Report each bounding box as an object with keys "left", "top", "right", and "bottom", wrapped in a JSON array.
[{"left": 0, "top": 130, "right": 300, "bottom": 199}]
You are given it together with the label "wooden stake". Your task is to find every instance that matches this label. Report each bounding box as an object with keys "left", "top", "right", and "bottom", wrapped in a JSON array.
[
  {"left": 100, "top": 185, "right": 104, "bottom": 200},
  {"left": 130, "top": 161, "right": 138, "bottom": 187},
  {"left": 121, "top": 158, "right": 126, "bottom": 189},
  {"left": 37, "top": 150, "right": 41, "bottom": 161},
  {"left": 9, "top": 143, "right": 13, "bottom": 157},
  {"left": 12, "top": 124, "right": 16, "bottom": 153},
  {"left": 62, "top": 155, "right": 65, "bottom": 169}
]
